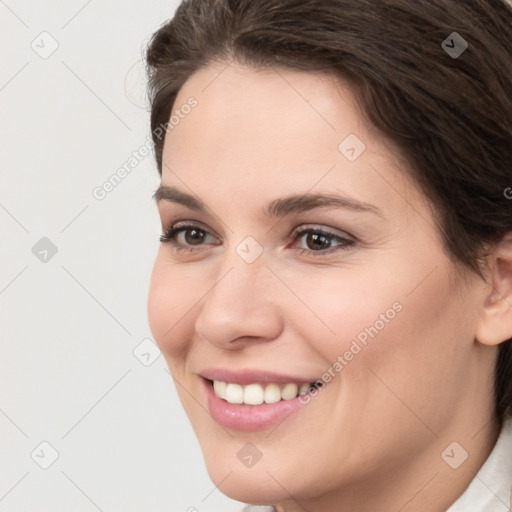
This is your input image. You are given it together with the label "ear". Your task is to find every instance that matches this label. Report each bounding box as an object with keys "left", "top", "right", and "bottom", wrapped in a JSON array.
[{"left": 475, "top": 233, "right": 512, "bottom": 346}]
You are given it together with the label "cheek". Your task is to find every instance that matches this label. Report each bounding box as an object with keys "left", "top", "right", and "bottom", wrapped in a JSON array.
[
  {"left": 338, "top": 257, "right": 473, "bottom": 434},
  {"left": 287, "top": 254, "right": 466, "bottom": 400},
  {"left": 147, "top": 254, "right": 199, "bottom": 361},
  {"left": 286, "top": 266, "right": 405, "bottom": 360}
]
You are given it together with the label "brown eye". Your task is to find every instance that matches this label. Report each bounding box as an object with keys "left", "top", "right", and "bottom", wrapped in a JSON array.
[
  {"left": 291, "top": 226, "right": 355, "bottom": 256},
  {"left": 159, "top": 223, "right": 216, "bottom": 248},
  {"left": 182, "top": 227, "right": 207, "bottom": 245},
  {"left": 304, "top": 232, "right": 334, "bottom": 251}
]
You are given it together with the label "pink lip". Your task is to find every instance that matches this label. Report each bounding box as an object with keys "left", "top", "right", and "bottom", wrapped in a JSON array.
[
  {"left": 200, "top": 368, "right": 316, "bottom": 386},
  {"left": 202, "top": 377, "right": 309, "bottom": 431}
]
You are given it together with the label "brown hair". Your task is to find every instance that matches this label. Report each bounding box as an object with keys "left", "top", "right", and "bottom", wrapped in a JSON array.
[{"left": 145, "top": 0, "right": 512, "bottom": 421}]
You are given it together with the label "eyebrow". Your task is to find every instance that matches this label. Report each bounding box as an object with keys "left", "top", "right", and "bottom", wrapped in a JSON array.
[{"left": 152, "top": 185, "right": 384, "bottom": 218}]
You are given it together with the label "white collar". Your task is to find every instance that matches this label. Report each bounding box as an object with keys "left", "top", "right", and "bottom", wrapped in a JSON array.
[{"left": 447, "top": 415, "right": 512, "bottom": 512}]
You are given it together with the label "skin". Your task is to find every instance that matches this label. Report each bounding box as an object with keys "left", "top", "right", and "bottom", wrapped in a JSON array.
[{"left": 147, "top": 60, "right": 512, "bottom": 512}]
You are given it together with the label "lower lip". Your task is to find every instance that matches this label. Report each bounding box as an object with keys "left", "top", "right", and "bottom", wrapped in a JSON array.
[{"left": 203, "top": 379, "right": 309, "bottom": 431}]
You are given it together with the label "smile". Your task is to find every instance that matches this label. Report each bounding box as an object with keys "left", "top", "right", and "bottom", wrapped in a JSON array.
[
  {"left": 212, "top": 380, "right": 313, "bottom": 405},
  {"left": 200, "top": 370, "right": 325, "bottom": 431}
]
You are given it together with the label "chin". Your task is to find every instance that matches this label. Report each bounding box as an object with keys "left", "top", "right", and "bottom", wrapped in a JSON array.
[
  {"left": 204, "top": 459, "right": 287, "bottom": 505},
  {"left": 195, "top": 436, "right": 294, "bottom": 504}
]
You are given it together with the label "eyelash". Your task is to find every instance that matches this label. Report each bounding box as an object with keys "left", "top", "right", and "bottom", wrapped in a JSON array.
[{"left": 159, "top": 222, "right": 355, "bottom": 257}]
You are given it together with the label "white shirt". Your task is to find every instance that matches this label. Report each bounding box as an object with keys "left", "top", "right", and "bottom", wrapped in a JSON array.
[
  {"left": 241, "top": 415, "right": 512, "bottom": 512},
  {"left": 447, "top": 415, "right": 512, "bottom": 512}
]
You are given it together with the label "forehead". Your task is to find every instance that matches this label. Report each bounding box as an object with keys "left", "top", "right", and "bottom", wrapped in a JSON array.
[
  {"left": 161, "top": 61, "right": 424, "bottom": 217},
  {"left": 170, "top": 61, "right": 366, "bottom": 148}
]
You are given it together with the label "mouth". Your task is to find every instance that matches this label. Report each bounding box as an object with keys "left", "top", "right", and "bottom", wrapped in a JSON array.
[
  {"left": 210, "top": 379, "right": 318, "bottom": 405},
  {"left": 200, "top": 369, "right": 324, "bottom": 431}
]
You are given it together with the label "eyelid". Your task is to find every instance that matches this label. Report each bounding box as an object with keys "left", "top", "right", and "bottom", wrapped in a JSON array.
[
  {"left": 170, "top": 219, "right": 212, "bottom": 232},
  {"left": 170, "top": 220, "right": 220, "bottom": 238},
  {"left": 290, "top": 223, "right": 355, "bottom": 242}
]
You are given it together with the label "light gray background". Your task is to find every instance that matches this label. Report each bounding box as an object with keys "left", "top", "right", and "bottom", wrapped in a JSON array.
[{"left": 1, "top": 1, "right": 243, "bottom": 510}]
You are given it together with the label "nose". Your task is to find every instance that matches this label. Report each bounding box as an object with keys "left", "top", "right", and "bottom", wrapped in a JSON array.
[{"left": 194, "top": 249, "right": 284, "bottom": 349}]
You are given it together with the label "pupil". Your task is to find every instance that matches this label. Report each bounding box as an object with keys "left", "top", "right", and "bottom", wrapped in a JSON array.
[
  {"left": 307, "top": 233, "right": 330, "bottom": 250},
  {"left": 185, "top": 228, "right": 205, "bottom": 245}
]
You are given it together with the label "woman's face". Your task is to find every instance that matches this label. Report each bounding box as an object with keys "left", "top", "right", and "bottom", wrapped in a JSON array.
[{"left": 147, "top": 61, "right": 492, "bottom": 507}]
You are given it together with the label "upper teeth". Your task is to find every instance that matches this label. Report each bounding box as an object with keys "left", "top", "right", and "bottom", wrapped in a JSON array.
[{"left": 213, "top": 380, "right": 311, "bottom": 405}]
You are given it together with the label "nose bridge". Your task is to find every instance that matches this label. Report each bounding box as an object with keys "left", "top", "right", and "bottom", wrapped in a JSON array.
[
  {"left": 211, "top": 231, "right": 272, "bottom": 304},
  {"left": 194, "top": 241, "right": 283, "bottom": 346}
]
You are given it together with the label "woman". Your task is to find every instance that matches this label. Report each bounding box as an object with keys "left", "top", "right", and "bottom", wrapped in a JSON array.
[{"left": 145, "top": 1, "right": 512, "bottom": 510}]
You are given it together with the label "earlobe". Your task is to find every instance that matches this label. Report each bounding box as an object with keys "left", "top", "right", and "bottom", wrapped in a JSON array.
[{"left": 475, "top": 235, "right": 512, "bottom": 347}]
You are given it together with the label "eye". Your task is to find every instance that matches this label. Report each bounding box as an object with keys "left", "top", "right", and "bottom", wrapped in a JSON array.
[
  {"left": 159, "top": 222, "right": 218, "bottom": 251},
  {"left": 290, "top": 225, "right": 355, "bottom": 256}
]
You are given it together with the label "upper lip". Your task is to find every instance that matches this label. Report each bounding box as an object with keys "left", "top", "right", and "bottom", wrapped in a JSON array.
[{"left": 200, "top": 368, "right": 317, "bottom": 386}]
